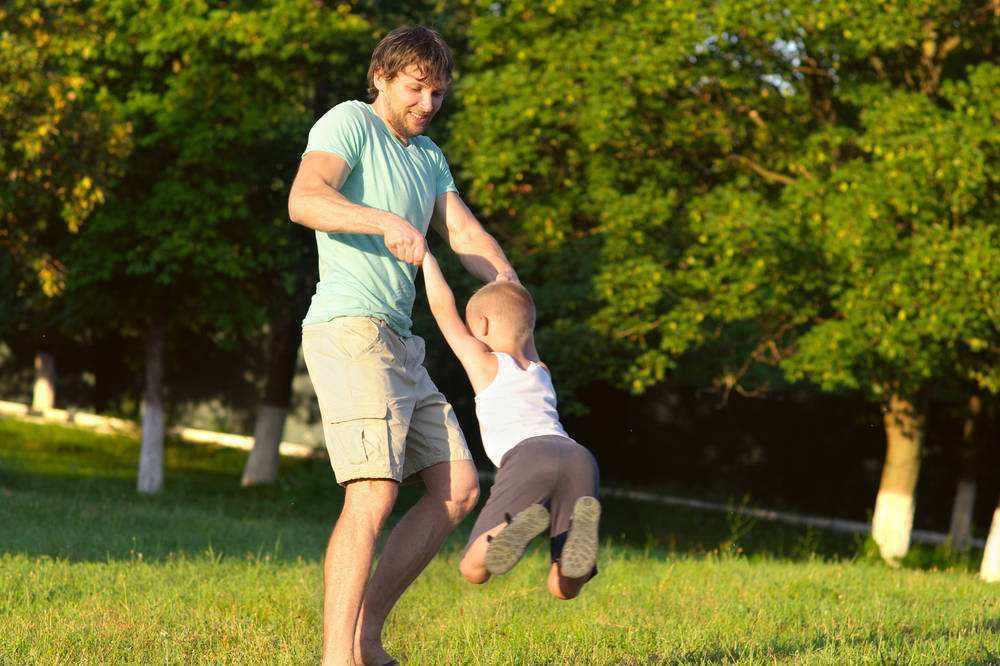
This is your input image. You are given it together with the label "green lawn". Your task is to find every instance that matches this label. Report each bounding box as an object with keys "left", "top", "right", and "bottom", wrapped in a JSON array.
[{"left": 1, "top": 418, "right": 998, "bottom": 664}]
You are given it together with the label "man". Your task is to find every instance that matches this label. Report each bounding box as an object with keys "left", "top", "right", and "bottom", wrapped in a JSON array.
[{"left": 287, "top": 26, "right": 517, "bottom": 666}]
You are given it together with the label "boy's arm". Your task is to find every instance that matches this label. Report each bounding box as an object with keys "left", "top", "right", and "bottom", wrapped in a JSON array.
[{"left": 421, "top": 252, "right": 498, "bottom": 391}]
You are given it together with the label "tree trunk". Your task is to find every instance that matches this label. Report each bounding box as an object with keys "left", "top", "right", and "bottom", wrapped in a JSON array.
[
  {"left": 871, "top": 393, "right": 924, "bottom": 563},
  {"left": 980, "top": 402, "right": 999, "bottom": 581},
  {"left": 240, "top": 312, "right": 300, "bottom": 486},
  {"left": 948, "top": 394, "right": 982, "bottom": 551},
  {"left": 240, "top": 75, "right": 323, "bottom": 487},
  {"left": 948, "top": 480, "right": 977, "bottom": 552},
  {"left": 242, "top": 405, "right": 288, "bottom": 486},
  {"left": 32, "top": 351, "right": 56, "bottom": 412},
  {"left": 137, "top": 317, "right": 166, "bottom": 494},
  {"left": 981, "top": 501, "right": 1000, "bottom": 582}
]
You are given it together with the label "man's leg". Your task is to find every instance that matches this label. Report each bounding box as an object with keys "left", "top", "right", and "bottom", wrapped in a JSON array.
[
  {"left": 354, "top": 459, "right": 479, "bottom": 665},
  {"left": 323, "top": 479, "right": 399, "bottom": 666}
]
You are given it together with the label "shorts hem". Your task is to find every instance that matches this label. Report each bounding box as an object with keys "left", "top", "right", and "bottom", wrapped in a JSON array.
[
  {"left": 401, "top": 451, "right": 474, "bottom": 482},
  {"left": 334, "top": 467, "right": 402, "bottom": 487}
]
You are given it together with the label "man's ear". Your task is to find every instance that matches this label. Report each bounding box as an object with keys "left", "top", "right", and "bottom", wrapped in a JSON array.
[
  {"left": 481, "top": 315, "right": 489, "bottom": 338},
  {"left": 373, "top": 68, "right": 387, "bottom": 94}
]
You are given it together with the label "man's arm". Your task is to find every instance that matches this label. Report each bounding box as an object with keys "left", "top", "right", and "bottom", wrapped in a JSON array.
[
  {"left": 432, "top": 191, "right": 518, "bottom": 282},
  {"left": 288, "top": 152, "right": 427, "bottom": 265},
  {"left": 421, "top": 252, "right": 497, "bottom": 391}
]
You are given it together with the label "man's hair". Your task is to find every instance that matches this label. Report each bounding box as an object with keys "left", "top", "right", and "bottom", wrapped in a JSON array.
[
  {"left": 466, "top": 281, "right": 536, "bottom": 344},
  {"left": 367, "top": 26, "right": 454, "bottom": 101}
]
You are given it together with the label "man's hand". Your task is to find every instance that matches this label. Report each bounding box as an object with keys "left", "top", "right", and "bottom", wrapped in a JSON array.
[{"left": 381, "top": 215, "right": 426, "bottom": 265}]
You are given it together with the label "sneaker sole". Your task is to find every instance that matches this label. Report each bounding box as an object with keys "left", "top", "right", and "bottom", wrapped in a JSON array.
[
  {"left": 485, "top": 504, "right": 550, "bottom": 576},
  {"left": 560, "top": 496, "right": 601, "bottom": 579}
]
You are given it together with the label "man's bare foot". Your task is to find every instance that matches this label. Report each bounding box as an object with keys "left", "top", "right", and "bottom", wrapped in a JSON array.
[{"left": 355, "top": 638, "right": 396, "bottom": 666}]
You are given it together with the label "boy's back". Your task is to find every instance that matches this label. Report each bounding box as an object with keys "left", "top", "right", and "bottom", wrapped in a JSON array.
[{"left": 475, "top": 351, "right": 568, "bottom": 467}]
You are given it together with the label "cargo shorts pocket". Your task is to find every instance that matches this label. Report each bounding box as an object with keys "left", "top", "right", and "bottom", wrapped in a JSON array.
[{"left": 327, "top": 402, "right": 390, "bottom": 465}]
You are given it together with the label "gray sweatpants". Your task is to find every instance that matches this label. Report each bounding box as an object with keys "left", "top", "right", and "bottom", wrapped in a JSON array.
[{"left": 466, "top": 435, "right": 599, "bottom": 562}]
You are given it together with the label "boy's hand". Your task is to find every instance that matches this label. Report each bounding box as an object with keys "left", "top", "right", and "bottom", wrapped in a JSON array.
[{"left": 495, "top": 268, "right": 520, "bottom": 284}]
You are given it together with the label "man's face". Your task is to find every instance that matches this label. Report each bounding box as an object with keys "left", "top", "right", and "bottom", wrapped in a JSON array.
[{"left": 374, "top": 65, "right": 447, "bottom": 140}]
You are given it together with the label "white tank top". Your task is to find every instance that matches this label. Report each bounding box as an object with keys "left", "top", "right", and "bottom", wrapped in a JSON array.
[{"left": 474, "top": 352, "right": 568, "bottom": 467}]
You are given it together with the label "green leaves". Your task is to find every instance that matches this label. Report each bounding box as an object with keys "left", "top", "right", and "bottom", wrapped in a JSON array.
[
  {"left": 0, "top": 1, "right": 131, "bottom": 302},
  {"left": 449, "top": 0, "right": 999, "bottom": 405},
  {"left": 63, "top": 0, "right": 371, "bottom": 338}
]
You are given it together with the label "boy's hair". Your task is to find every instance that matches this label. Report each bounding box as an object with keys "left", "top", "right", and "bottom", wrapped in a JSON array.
[
  {"left": 367, "top": 26, "right": 454, "bottom": 101},
  {"left": 466, "top": 281, "right": 536, "bottom": 344}
]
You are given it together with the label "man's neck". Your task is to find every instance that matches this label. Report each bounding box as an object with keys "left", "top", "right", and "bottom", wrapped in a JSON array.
[{"left": 371, "top": 97, "right": 410, "bottom": 146}]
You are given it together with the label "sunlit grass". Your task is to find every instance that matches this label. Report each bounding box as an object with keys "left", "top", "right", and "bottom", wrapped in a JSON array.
[{"left": 2, "top": 418, "right": 998, "bottom": 664}]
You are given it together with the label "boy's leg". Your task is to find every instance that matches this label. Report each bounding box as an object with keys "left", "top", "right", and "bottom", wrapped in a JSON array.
[
  {"left": 558, "top": 496, "right": 602, "bottom": 579},
  {"left": 484, "top": 503, "right": 550, "bottom": 575},
  {"left": 462, "top": 505, "right": 551, "bottom": 580},
  {"left": 547, "top": 562, "right": 589, "bottom": 600},
  {"left": 548, "top": 440, "right": 601, "bottom": 590},
  {"left": 460, "top": 523, "right": 506, "bottom": 583},
  {"left": 459, "top": 439, "right": 557, "bottom": 581}
]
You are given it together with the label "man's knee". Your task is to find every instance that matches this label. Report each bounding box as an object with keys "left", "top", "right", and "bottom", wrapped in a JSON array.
[
  {"left": 341, "top": 479, "right": 399, "bottom": 529},
  {"left": 451, "top": 481, "right": 479, "bottom": 519},
  {"left": 423, "top": 460, "right": 480, "bottom": 523}
]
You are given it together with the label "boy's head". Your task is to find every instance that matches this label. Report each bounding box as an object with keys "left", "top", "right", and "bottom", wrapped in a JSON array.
[{"left": 465, "top": 280, "right": 536, "bottom": 347}]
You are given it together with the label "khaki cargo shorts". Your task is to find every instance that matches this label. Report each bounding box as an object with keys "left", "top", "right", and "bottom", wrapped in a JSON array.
[{"left": 301, "top": 316, "right": 472, "bottom": 485}]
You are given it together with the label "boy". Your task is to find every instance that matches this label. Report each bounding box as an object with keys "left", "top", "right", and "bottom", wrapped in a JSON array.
[{"left": 420, "top": 251, "right": 601, "bottom": 600}]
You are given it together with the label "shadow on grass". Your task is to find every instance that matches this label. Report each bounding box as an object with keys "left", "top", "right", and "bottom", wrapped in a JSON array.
[
  {"left": 1, "top": 462, "right": 865, "bottom": 567},
  {"left": 0, "top": 418, "right": 981, "bottom": 574}
]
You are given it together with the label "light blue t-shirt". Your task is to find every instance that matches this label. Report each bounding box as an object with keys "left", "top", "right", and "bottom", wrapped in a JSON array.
[{"left": 301, "top": 100, "right": 458, "bottom": 336}]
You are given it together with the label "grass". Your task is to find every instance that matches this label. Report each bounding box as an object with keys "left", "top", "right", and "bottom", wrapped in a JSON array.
[{"left": 1, "top": 417, "right": 999, "bottom": 664}]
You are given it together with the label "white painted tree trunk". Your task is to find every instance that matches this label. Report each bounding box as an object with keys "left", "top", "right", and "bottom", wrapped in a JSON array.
[
  {"left": 871, "top": 393, "right": 924, "bottom": 563},
  {"left": 241, "top": 405, "right": 287, "bottom": 486},
  {"left": 948, "top": 479, "right": 976, "bottom": 552},
  {"left": 241, "top": 293, "right": 304, "bottom": 487},
  {"left": 137, "top": 319, "right": 165, "bottom": 494},
  {"left": 32, "top": 352, "right": 56, "bottom": 412},
  {"left": 981, "top": 504, "right": 1000, "bottom": 582}
]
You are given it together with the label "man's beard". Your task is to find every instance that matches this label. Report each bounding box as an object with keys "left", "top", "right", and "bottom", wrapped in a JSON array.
[{"left": 389, "top": 105, "right": 431, "bottom": 140}]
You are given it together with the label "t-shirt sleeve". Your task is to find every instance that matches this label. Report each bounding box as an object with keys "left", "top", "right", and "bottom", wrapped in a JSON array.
[
  {"left": 435, "top": 150, "right": 459, "bottom": 197},
  {"left": 302, "top": 103, "right": 367, "bottom": 168}
]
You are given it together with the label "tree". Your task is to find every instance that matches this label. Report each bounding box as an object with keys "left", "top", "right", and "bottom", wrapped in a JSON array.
[
  {"left": 949, "top": 393, "right": 985, "bottom": 551},
  {"left": 65, "top": 0, "right": 370, "bottom": 493},
  {"left": 0, "top": 0, "right": 131, "bottom": 409},
  {"left": 449, "top": 0, "right": 998, "bottom": 562}
]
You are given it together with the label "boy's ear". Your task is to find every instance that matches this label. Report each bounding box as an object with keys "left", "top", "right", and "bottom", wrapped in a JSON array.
[{"left": 470, "top": 313, "right": 488, "bottom": 338}]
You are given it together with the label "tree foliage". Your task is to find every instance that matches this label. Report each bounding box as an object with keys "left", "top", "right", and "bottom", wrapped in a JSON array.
[
  {"left": 0, "top": 0, "right": 130, "bottom": 337},
  {"left": 67, "top": 1, "right": 369, "bottom": 334},
  {"left": 449, "top": 0, "right": 999, "bottom": 405}
]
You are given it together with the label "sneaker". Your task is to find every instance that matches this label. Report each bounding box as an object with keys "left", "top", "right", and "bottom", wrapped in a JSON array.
[
  {"left": 484, "top": 504, "right": 550, "bottom": 575},
  {"left": 559, "top": 496, "right": 601, "bottom": 579}
]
